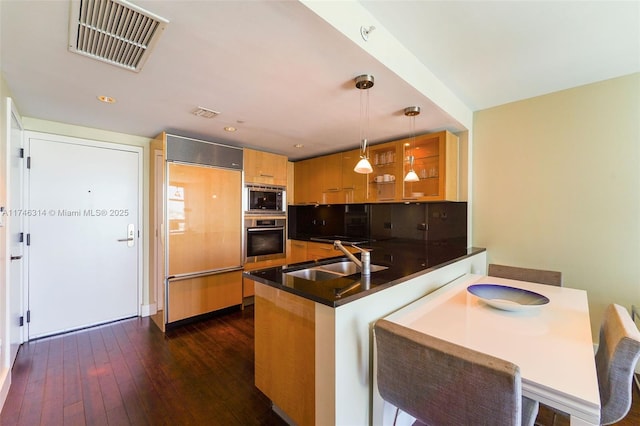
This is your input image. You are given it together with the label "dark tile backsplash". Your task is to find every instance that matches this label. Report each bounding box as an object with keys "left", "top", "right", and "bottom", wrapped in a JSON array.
[{"left": 288, "top": 202, "right": 467, "bottom": 243}]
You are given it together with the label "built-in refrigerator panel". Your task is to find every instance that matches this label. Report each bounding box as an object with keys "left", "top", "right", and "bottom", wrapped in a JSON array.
[{"left": 167, "top": 162, "right": 243, "bottom": 276}]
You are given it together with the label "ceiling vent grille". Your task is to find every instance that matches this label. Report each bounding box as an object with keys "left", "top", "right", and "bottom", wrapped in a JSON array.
[{"left": 68, "top": 0, "right": 169, "bottom": 72}]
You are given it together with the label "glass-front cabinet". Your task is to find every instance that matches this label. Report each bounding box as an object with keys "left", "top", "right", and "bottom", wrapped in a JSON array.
[
  {"left": 402, "top": 130, "right": 459, "bottom": 201},
  {"left": 368, "top": 141, "right": 402, "bottom": 202}
]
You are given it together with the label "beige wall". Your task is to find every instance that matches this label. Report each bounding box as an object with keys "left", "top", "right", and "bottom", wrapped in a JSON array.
[{"left": 472, "top": 73, "right": 640, "bottom": 339}]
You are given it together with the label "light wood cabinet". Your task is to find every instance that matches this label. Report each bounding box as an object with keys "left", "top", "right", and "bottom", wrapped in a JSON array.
[
  {"left": 401, "top": 130, "right": 459, "bottom": 201},
  {"left": 321, "top": 152, "right": 343, "bottom": 204},
  {"left": 255, "top": 284, "right": 315, "bottom": 426},
  {"left": 292, "top": 131, "right": 459, "bottom": 205},
  {"left": 244, "top": 148, "right": 288, "bottom": 186},
  {"left": 294, "top": 151, "right": 369, "bottom": 204},
  {"left": 287, "top": 239, "right": 359, "bottom": 264},
  {"left": 294, "top": 157, "right": 323, "bottom": 204},
  {"left": 368, "top": 141, "right": 403, "bottom": 202},
  {"left": 168, "top": 270, "right": 242, "bottom": 323},
  {"left": 341, "top": 149, "right": 368, "bottom": 203},
  {"left": 287, "top": 239, "right": 309, "bottom": 264}
]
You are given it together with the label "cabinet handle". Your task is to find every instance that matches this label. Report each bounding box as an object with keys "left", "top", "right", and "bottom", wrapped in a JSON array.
[
  {"left": 326, "top": 188, "right": 340, "bottom": 192},
  {"left": 260, "top": 173, "right": 274, "bottom": 178}
]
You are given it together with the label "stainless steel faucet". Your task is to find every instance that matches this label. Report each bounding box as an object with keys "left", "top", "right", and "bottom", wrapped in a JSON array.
[{"left": 333, "top": 240, "right": 371, "bottom": 276}]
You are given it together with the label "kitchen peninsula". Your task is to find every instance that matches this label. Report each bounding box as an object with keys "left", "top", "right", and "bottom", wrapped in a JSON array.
[{"left": 244, "top": 240, "right": 486, "bottom": 426}]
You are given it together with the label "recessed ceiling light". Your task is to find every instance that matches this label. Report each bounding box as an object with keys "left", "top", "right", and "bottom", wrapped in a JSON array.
[
  {"left": 294, "top": 144, "right": 304, "bottom": 148},
  {"left": 224, "top": 126, "right": 237, "bottom": 132},
  {"left": 97, "top": 95, "right": 116, "bottom": 104}
]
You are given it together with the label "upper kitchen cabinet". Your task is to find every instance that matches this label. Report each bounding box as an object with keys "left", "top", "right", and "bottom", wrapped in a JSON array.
[
  {"left": 368, "top": 141, "right": 402, "bottom": 202},
  {"left": 244, "top": 148, "right": 288, "bottom": 186},
  {"left": 341, "top": 149, "right": 368, "bottom": 203},
  {"left": 401, "top": 131, "right": 459, "bottom": 202},
  {"left": 292, "top": 130, "right": 460, "bottom": 205},
  {"left": 294, "top": 157, "right": 324, "bottom": 204},
  {"left": 294, "top": 151, "right": 369, "bottom": 205},
  {"left": 322, "top": 152, "right": 344, "bottom": 204}
]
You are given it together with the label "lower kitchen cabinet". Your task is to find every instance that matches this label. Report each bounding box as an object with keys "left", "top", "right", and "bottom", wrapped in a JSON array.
[
  {"left": 287, "top": 239, "right": 309, "bottom": 264},
  {"left": 167, "top": 270, "right": 242, "bottom": 323},
  {"left": 288, "top": 239, "right": 359, "bottom": 264}
]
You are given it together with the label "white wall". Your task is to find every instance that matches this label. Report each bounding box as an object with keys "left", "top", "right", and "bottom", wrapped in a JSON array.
[{"left": 472, "top": 73, "right": 640, "bottom": 339}]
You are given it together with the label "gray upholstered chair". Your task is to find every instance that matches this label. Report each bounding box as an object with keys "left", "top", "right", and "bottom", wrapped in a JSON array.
[
  {"left": 374, "top": 318, "right": 539, "bottom": 426},
  {"left": 595, "top": 303, "right": 640, "bottom": 425},
  {"left": 488, "top": 263, "right": 562, "bottom": 287}
]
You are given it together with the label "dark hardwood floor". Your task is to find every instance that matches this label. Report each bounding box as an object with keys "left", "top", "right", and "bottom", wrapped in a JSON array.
[
  {"left": 1, "top": 304, "right": 639, "bottom": 425},
  {"left": 0, "top": 305, "right": 286, "bottom": 426}
]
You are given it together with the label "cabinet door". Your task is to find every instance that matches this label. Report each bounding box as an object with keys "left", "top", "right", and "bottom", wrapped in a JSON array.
[
  {"left": 244, "top": 148, "right": 288, "bottom": 186},
  {"left": 322, "top": 152, "right": 344, "bottom": 204},
  {"left": 287, "top": 239, "right": 308, "bottom": 264},
  {"left": 341, "top": 149, "right": 368, "bottom": 203},
  {"left": 294, "top": 157, "right": 323, "bottom": 204},
  {"left": 402, "top": 131, "right": 459, "bottom": 201},
  {"left": 369, "top": 141, "right": 402, "bottom": 202}
]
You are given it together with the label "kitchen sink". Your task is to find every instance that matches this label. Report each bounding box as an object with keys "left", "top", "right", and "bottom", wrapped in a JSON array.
[
  {"left": 284, "top": 268, "right": 343, "bottom": 282},
  {"left": 319, "top": 261, "right": 388, "bottom": 275},
  {"left": 283, "top": 261, "right": 388, "bottom": 282}
]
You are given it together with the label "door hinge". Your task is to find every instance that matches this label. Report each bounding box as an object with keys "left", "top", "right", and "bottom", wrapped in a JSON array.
[
  {"left": 19, "top": 316, "right": 24, "bottom": 327},
  {"left": 26, "top": 234, "right": 31, "bottom": 246},
  {"left": 26, "top": 310, "right": 31, "bottom": 323},
  {"left": 27, "top": 157, "right": 31, "bottom": 169},
  {"left": 19, "top": 148, "right": 24, "bottom": 158}
]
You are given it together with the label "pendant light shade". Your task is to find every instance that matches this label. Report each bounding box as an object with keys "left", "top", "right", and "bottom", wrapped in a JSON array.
[
  {"left": 403, "top": 106, "right": 421, "bottom": 182},
  {"left": 404, "top": 156, "right": 419, "bottom": 182},
  {"left": 354, "top": 74, "right": 374, "bottom": 174},
  {"left": 355, "top": 156, "right": 374, "bottom": 174}
]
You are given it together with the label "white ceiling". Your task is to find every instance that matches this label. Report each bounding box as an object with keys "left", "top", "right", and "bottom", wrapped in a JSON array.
[{"left": 1, "top": 1, "right": 638, "bottom": 161}]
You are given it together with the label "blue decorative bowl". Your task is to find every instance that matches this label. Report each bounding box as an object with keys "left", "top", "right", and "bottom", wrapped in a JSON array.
[{"left": 467, "top": 284, "right": 550, "bottom": 311}]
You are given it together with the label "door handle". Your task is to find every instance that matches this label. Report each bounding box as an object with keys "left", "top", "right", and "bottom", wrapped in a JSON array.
[
  {"left": 117, "top": 224, "right": 135, "bottom": 247},
  {"left": 10, "top": 255, "right": 22, "bottom": 261}
]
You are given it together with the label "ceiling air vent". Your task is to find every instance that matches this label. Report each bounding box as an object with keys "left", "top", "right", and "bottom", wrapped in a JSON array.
[{"left": 68, "top": 0, "right": 169, "bottom": 72}]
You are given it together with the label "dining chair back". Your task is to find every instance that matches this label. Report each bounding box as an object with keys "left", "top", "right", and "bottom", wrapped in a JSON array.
[
  {"left": 374, "top": 318, "right": 539, "bottom": 426},
  {"left": 488, "top": 264, "right": 562, "bottom": 287},
  {"left": 596, "top": 304, "right": 640, "bottom": 425}
]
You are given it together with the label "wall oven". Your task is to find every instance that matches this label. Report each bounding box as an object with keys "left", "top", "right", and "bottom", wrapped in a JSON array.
[
  {"left": 244, "top": 217, "right": 286, "bottom": 262},
  {"left": 245, "top": 184, "right": 286, "bottom": 215}
]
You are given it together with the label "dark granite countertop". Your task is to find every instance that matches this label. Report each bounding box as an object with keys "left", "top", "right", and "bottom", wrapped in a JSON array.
[{"left": 243, "top": 238, "right": 486, "bottom": 307}]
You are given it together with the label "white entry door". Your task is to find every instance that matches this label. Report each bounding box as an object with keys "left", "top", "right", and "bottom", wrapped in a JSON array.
[{"left": 26, "top": 133, "right": 141, "bottom": 339}]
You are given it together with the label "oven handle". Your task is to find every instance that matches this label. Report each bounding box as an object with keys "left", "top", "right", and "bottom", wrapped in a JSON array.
[{"left": 247, "top": 226, "right": 285, "bottom": 233}]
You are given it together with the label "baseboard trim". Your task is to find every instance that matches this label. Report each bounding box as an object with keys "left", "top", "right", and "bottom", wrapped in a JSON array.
[{"left": 141, "top": 303, "right": 157, "bottom": 317}]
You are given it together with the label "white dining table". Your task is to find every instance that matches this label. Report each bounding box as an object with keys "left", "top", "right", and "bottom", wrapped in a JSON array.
[{"left": 376, "top": 273, "right": 601, "bottom": 426}]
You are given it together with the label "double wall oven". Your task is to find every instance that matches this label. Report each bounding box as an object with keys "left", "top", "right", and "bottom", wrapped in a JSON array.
[{"left": 244, "top": 184, "right": 287, "bottom": 262}]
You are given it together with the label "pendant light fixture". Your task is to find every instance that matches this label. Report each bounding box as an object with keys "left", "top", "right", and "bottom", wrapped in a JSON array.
[
  {"left": 354, "top": 74, "right": 374, "bottom": 174},
  {"left": 403, "top": 106, "right": 421, "bottom": 182}
]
